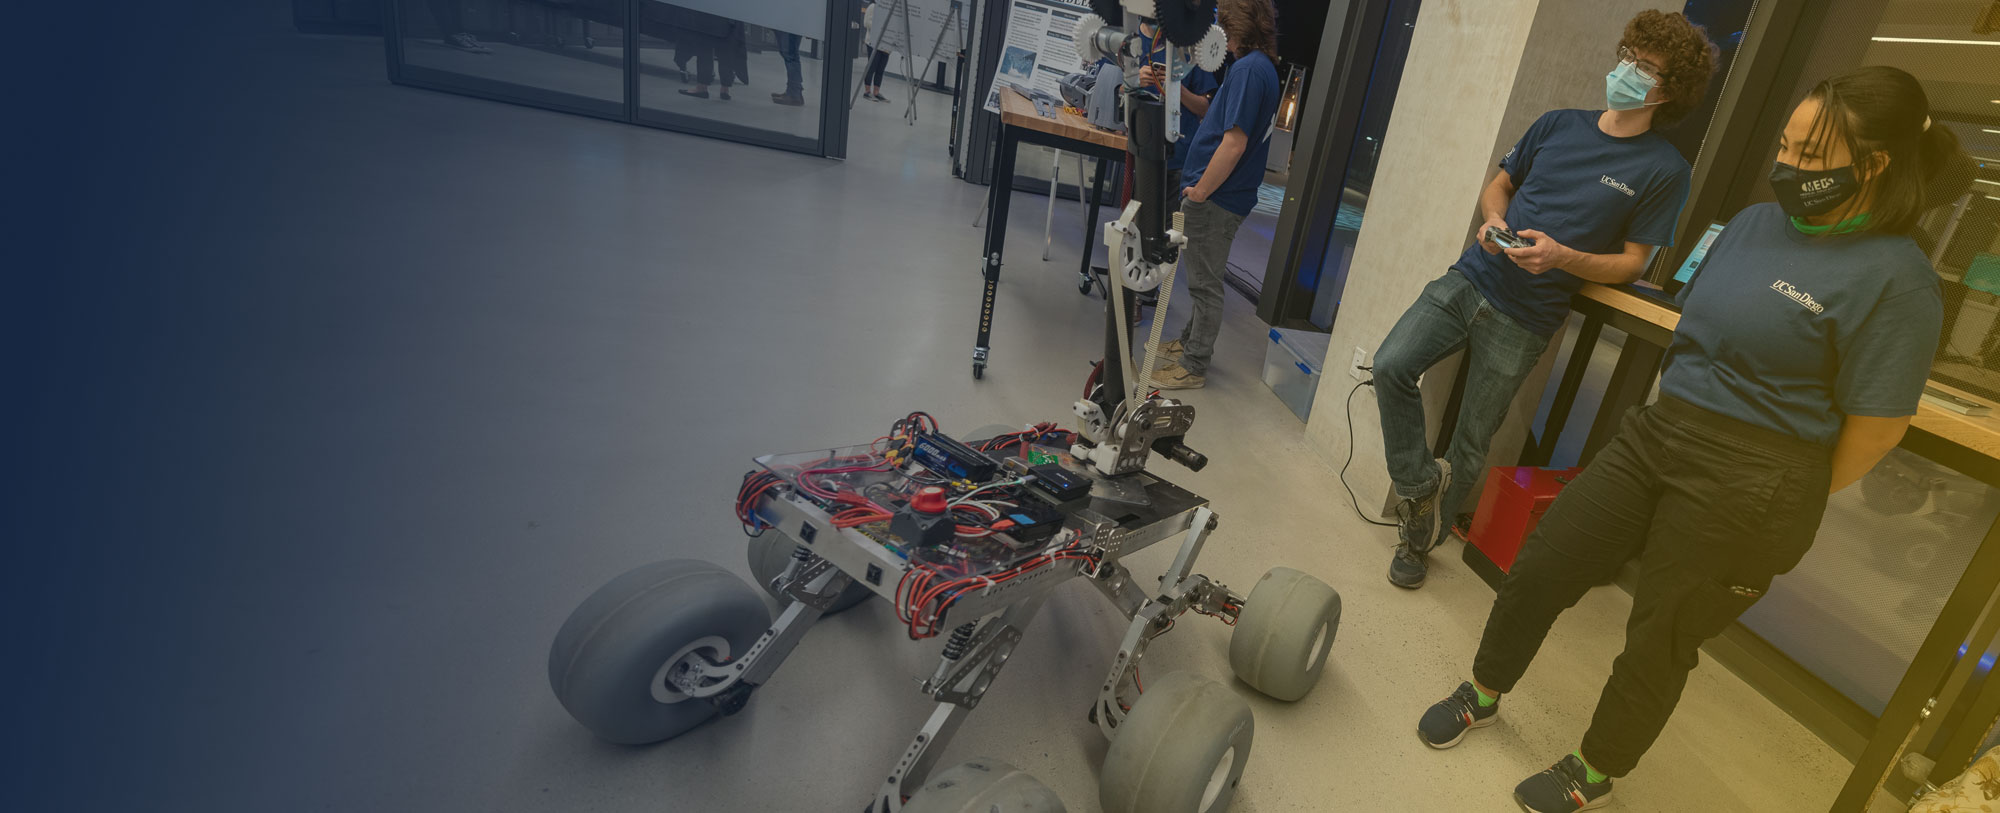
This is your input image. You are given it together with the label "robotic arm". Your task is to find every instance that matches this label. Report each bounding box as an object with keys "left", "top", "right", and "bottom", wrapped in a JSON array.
[{"left": 1068, "top": 2, "right": 1226, "bottom": 478}]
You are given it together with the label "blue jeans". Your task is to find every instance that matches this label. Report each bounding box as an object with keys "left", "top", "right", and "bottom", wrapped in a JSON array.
[
  {"left": 778, "top": 33, "right": 803, "bottom": 96},
  {"left": 1374, "top": 269, "right": 1551, "bottom": 548}
]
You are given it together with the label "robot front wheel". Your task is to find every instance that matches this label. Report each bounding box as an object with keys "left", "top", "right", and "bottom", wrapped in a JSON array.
[
  {"left": 547, "top": 559, "right": 771, "bottom": 744},
  {"left": 1100, "top": 671, "right": 1254, "bottom": 813},
  {"left": 1228, "top": 567, "right": 1341, "bottom": 702},
  {"left": 903, "top": 760, "right": 1068, "bottom": 812},
  {"left": 747, "top": 532, "right": 874, "bottom": 614}
]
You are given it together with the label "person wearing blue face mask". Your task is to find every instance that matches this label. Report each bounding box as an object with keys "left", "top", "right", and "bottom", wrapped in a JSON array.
[
  {"left": 1418, "top": 65, "right": 1963, "bottom": 813},
  {"left": 1371, "top": 10, "right": 1718, "bottom": 590}
]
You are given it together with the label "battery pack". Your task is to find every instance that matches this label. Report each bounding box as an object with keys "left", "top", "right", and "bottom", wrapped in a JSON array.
[{"left": 912, "top": 432, "right": 999, "bottom": 483}]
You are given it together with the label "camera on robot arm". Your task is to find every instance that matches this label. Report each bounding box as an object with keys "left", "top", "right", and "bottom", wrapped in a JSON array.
[{"left": 1068, "top": 2, "right": 1226, "bottom": 480}]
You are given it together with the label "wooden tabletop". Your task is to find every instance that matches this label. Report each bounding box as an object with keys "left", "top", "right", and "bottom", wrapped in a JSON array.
[
  {"left": 1575, "top": 282, "right": 2000, "bottom": 462},
  {"left": 1576, "top": 283, "right": 1681, "bottom": 334},
  {"left": 999, "top": 87, "right": 1128, "bottom": 152}
]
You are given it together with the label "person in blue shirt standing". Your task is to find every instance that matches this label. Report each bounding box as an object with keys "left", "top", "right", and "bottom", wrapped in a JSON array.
[
  {"left": 1416, "top": 65, "right": 1961, "bottom": 813},
  {"left": 1135, "top": 27, "right": 1219, "bottom": 193},
  {"left": 1148, "top": 0, "right": 1281, "bottom": 391},
  {"left": 1374, "top": 11, "right": 1718, "bottom": 589}
]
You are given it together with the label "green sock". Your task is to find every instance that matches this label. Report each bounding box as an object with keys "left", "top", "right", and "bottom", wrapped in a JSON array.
[
  {"left": 1572, "top": 750, "right": 1608, "bottom": 783},
  {"left": 1473, "top": 683, "right": 1498, "bottom": 707}
]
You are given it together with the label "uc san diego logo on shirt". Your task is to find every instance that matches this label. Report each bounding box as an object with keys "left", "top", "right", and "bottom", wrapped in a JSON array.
[
  {"left": 1600, "top": 175, "right": 1636, "bottom": 197},
  {"left": 1771, "top": 280, "right": 1825, "bottom": 314}
]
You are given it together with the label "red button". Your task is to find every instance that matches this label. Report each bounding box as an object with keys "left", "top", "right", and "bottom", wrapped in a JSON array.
[{"left": 912, "top": 486, "right": 949, "bottom": 514}]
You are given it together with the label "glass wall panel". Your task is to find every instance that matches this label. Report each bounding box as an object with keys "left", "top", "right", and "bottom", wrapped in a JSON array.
[
  {"left": 1742, "top": 448, "right": 2000, "bottom": 715},
  {"left": 636, "top": 2, "right": 835, "bottom": 150},
  {"left": 397, "top": 0, "right": 628, "bottom": 117}
]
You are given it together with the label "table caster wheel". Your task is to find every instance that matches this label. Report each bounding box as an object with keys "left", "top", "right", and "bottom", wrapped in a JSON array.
[
  {"left": 1078, "top": 277, "right": 1093, "bottom": 295},
  {"left": 748, "top": 533, "right": 871, "bottom": 614},
  {"left": 904, "top": 760, "right": 1067, "bottom": 812},
  {"left": 1100, "top": 672, "right": 1251, "bottom": 813},
  {"left": 548, "top": 559, "right": 770, "bottom": 744},
  {"left": 973, "top": 362, "right": 985, "bottom": 379},
  {"left": 584, "top": 35, "right": 597, "bottom": 49},
  {"left": 1229, "top": 567, "right": 1340, "bottom": 701}
]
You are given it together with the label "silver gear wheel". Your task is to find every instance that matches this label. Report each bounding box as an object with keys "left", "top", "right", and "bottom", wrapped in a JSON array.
[
  {"left": 1072, "top": 14, "right": 1108, "bottom": 68},
  {"left": 1193, "top": 24, "right": 1228, "bottom": 72}
]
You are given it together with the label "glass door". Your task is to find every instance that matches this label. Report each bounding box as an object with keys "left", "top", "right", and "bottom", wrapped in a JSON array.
[{"left": 386, "top": 1, "right": 857, "bottom": 157}]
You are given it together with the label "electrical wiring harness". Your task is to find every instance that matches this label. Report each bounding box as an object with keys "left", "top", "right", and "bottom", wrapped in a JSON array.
[{"left": 732, "top": 413, "right": 1095, "bottom": 639}]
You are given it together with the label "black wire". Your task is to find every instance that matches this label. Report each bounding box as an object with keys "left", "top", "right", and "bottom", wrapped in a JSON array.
[{"left": 1341, "top": 379, "right": 1398, "bottom": 528}]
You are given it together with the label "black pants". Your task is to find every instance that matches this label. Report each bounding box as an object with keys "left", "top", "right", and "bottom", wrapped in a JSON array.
[
  {"left": 1472, "top": 396, "right": 1831, "bottom": 777},
  {"left": 865, "top": 49, "right": 889, "bottom": 86},
  {"left": 679, "top": 31, "right": 727, "bottom": 86}
]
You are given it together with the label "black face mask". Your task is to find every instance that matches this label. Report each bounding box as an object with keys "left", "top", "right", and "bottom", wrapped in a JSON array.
[{"left": 1768, "top": 162, "right": 1861, "bottom": 217}]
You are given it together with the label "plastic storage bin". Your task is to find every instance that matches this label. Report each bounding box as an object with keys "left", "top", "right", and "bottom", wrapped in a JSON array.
[{"left": 1262, "top": 328, "right": 1332, "bottom": 421}]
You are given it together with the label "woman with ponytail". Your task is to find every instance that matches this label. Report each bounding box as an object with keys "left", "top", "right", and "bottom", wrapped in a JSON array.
[{"left": 1415, "top": 65, "right": 1965, "bottom": 812}]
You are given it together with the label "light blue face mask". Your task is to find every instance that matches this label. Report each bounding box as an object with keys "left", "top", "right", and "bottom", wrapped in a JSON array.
[{"left": 1605, "top": 61, "right": 1658, "bottom": 111}]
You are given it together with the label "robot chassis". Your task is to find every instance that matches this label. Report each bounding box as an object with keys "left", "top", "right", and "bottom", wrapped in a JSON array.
[{"left": 546, "top": 4, "right": 1339, "bottom": 812}]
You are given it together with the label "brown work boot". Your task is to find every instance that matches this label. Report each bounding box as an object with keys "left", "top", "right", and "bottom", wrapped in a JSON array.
[
  {"left": 1151, "top": 338, "right": 1185, "bottom": 364},
  {"left": 1150, "top": 362, "right": 1206, "bottom": 390}
]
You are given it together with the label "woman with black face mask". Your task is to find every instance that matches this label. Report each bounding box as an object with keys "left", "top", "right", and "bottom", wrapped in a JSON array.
[{"left": 1414, "top": 65, "right": 1965, "bottom": 813}]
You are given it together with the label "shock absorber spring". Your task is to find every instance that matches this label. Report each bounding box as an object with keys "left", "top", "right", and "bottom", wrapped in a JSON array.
[{"left": 941, "top": 622, "right": 977, "bottom": 661}]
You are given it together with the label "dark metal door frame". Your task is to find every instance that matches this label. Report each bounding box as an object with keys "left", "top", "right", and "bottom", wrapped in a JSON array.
[{"left": 1255, "top": 0, "right": 1391, "bottom": 330}]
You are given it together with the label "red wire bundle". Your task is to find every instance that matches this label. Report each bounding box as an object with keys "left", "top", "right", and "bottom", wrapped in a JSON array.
[
  {"left": 894, "top": 535, "right": 1099, "bottom": 639},
  {"left": 735, "top": 470, "right": 786, "bottom": 533},
  {"left": 975, "top": 422, "right": 1076, "bottom": 457}
]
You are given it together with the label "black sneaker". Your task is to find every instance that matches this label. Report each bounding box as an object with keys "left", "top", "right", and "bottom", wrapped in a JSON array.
[
  {"left": 1389, "top": 543, "right": 1428, "bottom": 589},
  {"left": 1389, "top": 459, "right": 1451, "bottom": 589},
  {"left": 1514, "top": 754, "right": 1612, "bottom": 812},
  {"left": 1418, "top": 681, "right": 1498, "bottom": 749}
]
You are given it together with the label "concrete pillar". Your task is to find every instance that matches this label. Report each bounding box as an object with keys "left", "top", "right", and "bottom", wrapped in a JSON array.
[{"left": 1303, "top": 0, "right": 1680, "bottom": 518}]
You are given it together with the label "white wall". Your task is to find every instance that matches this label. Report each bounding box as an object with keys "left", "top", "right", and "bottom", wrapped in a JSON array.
[{"left": 1302, "top": 0, "right": 1679, "bottom": 516}]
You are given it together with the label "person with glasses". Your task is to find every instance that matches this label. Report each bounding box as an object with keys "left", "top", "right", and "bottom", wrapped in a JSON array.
[
  {"left": 1416, "top": 64, "right": 1962, "bottom": 812},
  {"left": 1371, "top": 10, "right": 1718, "bottom": 590}
]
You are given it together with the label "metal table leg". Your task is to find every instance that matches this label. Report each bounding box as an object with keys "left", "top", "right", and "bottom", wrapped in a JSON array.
[
  {"left": 1525, "top": 317, "right": 1602, "bottom": 466},
  {"left": 973, "top": 126, "right": 1021, "bottom": 379},
  {"left": 1579, "top": 338, "right": 1664, "bottom": 465},
  {"left": 1078, "top": 157, "right": 1112, "bottom": 296}
]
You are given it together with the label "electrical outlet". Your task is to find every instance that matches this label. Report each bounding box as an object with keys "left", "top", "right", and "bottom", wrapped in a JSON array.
[{"left": 1350, "top": 347, "right": 1368, "bottom": 381}]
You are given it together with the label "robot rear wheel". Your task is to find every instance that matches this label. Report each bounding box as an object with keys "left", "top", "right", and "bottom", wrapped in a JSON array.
[
  {"left": 1099, "top": 671, "right": 1253, "bottom": 813},
  {"left": 903, "top": 759, "right": 1067, "bottom": 812}
]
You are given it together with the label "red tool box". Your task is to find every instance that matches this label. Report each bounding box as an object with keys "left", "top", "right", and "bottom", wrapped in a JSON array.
[{"left": 1463, "top": 466, "right": 1582, "bottom": 573}]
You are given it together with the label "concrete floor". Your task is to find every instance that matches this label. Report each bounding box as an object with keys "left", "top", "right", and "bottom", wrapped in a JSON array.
[{"left": 37, "top": 23, "right": 1852, "bottom": 813}]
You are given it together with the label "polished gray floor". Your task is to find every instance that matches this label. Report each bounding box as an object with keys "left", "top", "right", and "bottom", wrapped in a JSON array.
[{"left": 106, "top": 26, "right": 1850, "bottom": 813}]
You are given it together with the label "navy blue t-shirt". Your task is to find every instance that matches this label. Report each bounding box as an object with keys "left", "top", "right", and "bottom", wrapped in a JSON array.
[
  {"left": 1662, "top": 203, "right": 1943, "bottom": 446},
  {"left": 1133, "top": 33, "right": 1217, "bottom": 172},
  {"left": 1456, "top": 109, "right": 1691, "bottom": 335},
  {"left": 1183, "top": 50, "right": 1279, "bottom": 217}
]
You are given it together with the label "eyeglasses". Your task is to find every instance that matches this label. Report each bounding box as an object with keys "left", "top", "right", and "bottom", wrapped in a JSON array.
[{"left": 1618, "top": 46, "right": 1665, "bottom": 83}]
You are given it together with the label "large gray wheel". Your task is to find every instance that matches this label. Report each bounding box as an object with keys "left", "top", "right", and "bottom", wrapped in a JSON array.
[
  {"left": 747, "top": 533, "right": 872, "bottom": 614},
  {"left": 547, "top": 559, "right": 771, "bottom": 745},
  {"left": 1100, "top": 671, "right": 1253, "bottom": 813},
  {"left": 1228, "top": 567, "right": 1340, "bottom": 702},
  {"left": 903, "top": 759, "right": 1068, "bottom": 813}
]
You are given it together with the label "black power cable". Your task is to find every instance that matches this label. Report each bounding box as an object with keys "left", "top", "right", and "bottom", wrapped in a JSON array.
[{"left": 1340, "top": 377, "right": 1398, "bottom": 528}]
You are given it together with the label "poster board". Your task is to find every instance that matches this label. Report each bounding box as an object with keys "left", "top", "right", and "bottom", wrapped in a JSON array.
[
  {"left": 866, "top": 0, "right": 972, "bottom": 78},
  {"left": 980, "top": 0, "right": 1092, "bottom": 114}
]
